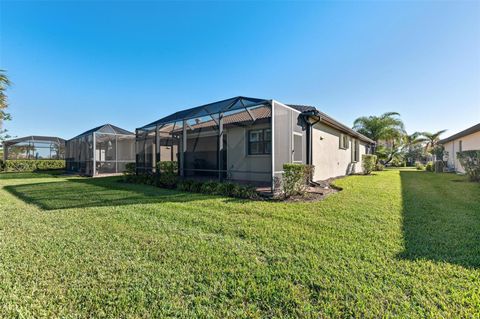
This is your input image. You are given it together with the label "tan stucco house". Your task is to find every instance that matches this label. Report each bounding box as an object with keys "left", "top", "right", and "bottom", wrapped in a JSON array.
[
  {"left": 135, "top": 96, "right": 374, "bottom": 192},
  {"left": 439, "top": 123, "right": 480, "bottom": 173}
]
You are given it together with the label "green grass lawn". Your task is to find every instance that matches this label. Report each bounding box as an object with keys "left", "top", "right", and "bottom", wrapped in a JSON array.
[{"left": 0, "top": 169, "right": 479, "bottom": 318}]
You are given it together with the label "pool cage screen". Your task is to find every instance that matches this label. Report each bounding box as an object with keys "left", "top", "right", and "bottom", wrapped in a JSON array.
[
  {"left": 3, "top": 136, "right": 65, "bottom": 160},
  {"left": 136, "top": 97, "right": 307, "bottom": 190},
  {"left": 65, "top": 124, "right": 135, "bottom": 176},
  {"left": 136, "top": 97, "right": 275, "bottom": 185}
]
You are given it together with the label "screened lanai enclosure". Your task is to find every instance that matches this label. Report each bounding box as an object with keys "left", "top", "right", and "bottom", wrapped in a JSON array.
[
  {"left": 136, "top": 96, "right": 306, "bottom": 191},
  {"left": 65, "top": 124, "right": 135, "bottom": 176},
  {"left": 3, "top": 136, "right": 65, "bottom": 160}
]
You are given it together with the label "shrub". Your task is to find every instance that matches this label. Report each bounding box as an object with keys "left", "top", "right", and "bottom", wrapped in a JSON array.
[
  {"left": 415, "top": 163, "right": 425, "bottom": 170},
  {"left": 457, "top": 150, "right": 480, "bottom": 182},
  {"left": 362, "top": 154, "right": 377, "bottom": 175},
  {"left": 425, "top": 161, "right": 434, "bottom": 172},
  {"left": 200, "top": 180, "right": 219, "bottom": 194},
  {"left": 176, "top": 179, "right": 258, "bottom": 199},
  {"left": 231, "top": 184, "right": 258, "bottom": 199},
  {"left": 216, "top": 182, "right": 237, "bottom": 196},
  {"left": 0, "top": 159, "right": 5, "bottom": 171},
  {"left": 177, "top": 179, "right": 203, "bottom": 193},
  {"left": 157, "top": 161, "right": 178, "bottom": 188},
  {"left": 375, "top": 163, "right": 385, "bottom": 171},
  {"left": 282, "top": 163, "right": 313, "bottom": 198},
  {"left": 177, "top": 179, "right": 194, "bottom": 192},
  {"left": 390, "top": 158, "right": 405, "bottom": 167},
  {"left": 122, "top": 163, "right": 136, "bottom": 182},
  {"left": 4, "top": 160, "right": 65, "bottom": 172}
]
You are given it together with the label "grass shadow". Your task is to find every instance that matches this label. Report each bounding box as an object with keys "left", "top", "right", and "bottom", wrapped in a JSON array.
[
  {"left": 399, "top": 170, "right": 480, "bottom": 269},
  {"left": 0, "top": 170, "right": 65, "bottom": 180},
  {"left": 4, "top": 176, "right": 213, "bottom": 211}
]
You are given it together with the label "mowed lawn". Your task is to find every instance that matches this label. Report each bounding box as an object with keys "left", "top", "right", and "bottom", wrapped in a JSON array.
[{"left": 0, "top": 170, "right": 479, "bottom": 318}]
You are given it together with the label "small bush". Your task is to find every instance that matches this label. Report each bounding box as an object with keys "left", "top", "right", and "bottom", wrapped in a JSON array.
[
  {"left": 157, "top": 161, "right": 178, "bottom": 188},
  {"left": 4, "top": 160, "right": 65, "bottom": 172},
  {"left": 416, "top": 163, "right": 425, "bottom": 171},
  {"left": 282, "top": 164, "right": 313, "bottom": 198},
  {"left": 231, "top": 184, "right": 258, "bottom": 199},
  {"left": 123, "top": 163, "right": 136, "bottom": 182},
  {"left": 425, "top": 161, "right": 434, "bottom": 172},
  {"left": 390, "top": 158, "right": 406, "bottom": 167},
  {"left": 176, "top": 179, "right": 258, "bottom": 199},
  {"left": 216, "top": 182, "right": 236, "bottom": 196},
  {"left": 362, "top": 154, "right": 377, "bottom": 174},
  {"left": 375, "top": 163, "right": 385, "bottom": 171},
  {"left": 200, "top": 180, "right": 219, "bottom": 194},
  {"left": 457, "top": 150, "right": 480, "bottom": 182},
  {"left": 177, "top": 179, "right": 194, "bottom": 192}
]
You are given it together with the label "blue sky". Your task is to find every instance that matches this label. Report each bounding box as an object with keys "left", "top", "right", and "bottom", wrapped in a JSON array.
[{"left": 1, "top": 1, "right": 479, "bottom": 140}]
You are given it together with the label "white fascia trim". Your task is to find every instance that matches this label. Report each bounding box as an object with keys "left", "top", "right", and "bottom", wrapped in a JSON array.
[{"left": 271, "top": 100, "right": 302, "bottom": 114}]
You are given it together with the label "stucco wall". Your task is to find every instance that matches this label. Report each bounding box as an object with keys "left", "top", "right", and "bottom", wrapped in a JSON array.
[
  {"left": 311, "top": 122, "right": 367, "bottom": 181},
  {"left": 443, "top": 130, "right": 480, "bottom": 173},
  {"left": 226, "top": 123, "right": 271, "bottom": 183}
]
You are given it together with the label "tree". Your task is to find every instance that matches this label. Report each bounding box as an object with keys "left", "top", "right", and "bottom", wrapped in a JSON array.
[
  {"left": 0, "top": 70, "right": 11, "bottom": 145},
  {"left": 402, "top": 132, "right": 427, "bottom": 165},
  {"left": 353, "top": 112, "right": 405, "bottom": 142},
  {"left": 0, "top": 70, "right": 11, "bottom": 126},
  {"left": 421, "top": 129, "right": 447, "bottom": 160},
  {"left": 353, "top": 112, "right": 406, "bottom": 164}
]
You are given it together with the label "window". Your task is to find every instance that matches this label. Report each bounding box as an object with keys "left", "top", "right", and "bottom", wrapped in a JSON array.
[
  {"left": 339, "top": 134, "right": 349, "bottom": 149},
  {"left": 459, "top": 140, "right": 463, "bottom": 152},
  {"left": 248, "top": 129, "right": 271, "bottom": 155},
  {"left": 352, "top": 139, "right": 360, "bottom": 162}
]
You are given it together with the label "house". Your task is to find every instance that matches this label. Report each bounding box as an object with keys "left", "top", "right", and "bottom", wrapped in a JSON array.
[
  {"left": 65, "top": 124, "right": 135, "bottom": 176},
  {"left": 136, "top": 96, "right": 374, "bottom": 191},
  {"left": 2, "top": 136, "right": 65, "bottom": 161},
  {"left": 439, "top": 123, "right": 480, "bottom": 173}
]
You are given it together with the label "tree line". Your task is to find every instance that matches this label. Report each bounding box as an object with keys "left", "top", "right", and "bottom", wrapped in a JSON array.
[{"left": 353, "top": 112, "right": 446, "bottom": 166}]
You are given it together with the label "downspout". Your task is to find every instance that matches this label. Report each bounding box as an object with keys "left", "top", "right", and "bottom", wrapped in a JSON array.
[{"left": 299, "top": 111, "right": 321, "bottom": 182}]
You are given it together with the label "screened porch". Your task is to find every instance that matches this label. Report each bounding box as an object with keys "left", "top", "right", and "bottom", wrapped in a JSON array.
[{"left": 136, "top": 97, "right": 306, "bottom": 191}]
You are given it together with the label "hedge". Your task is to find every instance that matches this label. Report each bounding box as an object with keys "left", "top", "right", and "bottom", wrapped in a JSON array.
[
  {"left": 3, "top": 160, "right": 65, "bottom": 172},
  {"left": 122, "top": 162, "right": 258, "bottom": 199}
]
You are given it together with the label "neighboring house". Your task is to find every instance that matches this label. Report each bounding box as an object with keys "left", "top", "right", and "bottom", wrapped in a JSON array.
[
  {"left": 439, "top": 123, "right": 480, "bottom": 173},
  {"left": 65, "top": 124, "right": 135, "bottom": 176},
  {"left": 3, "top": 136, "right": 65, "bottom": 161},
  {"left": 136, "top": 96, "right": 374, "bottom": 191}
]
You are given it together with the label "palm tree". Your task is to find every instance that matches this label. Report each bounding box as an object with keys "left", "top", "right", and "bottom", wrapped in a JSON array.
[
  {"left": 353, "top": 112, "right": 405, "bottom": 143},
  {"left": 422, "top": 129, "right": 447, "bottom": 151},
  {"left": 403, "top": 132, "right": 427, "bottom": 149},
  {"left": 353, "top": 112, "right": 406, "bottom": 164},
  {"left": 0, "top": 69, "right": 11, "bottom": 127},
  {"left": 421, "top": 129, "right": 447, "bottom": 161},
  {"left": 402, "top": 132, "right": 427, "bottom": 165}
]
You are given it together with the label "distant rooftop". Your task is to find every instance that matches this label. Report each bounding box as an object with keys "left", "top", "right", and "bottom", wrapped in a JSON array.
[{"left": 69, "top": 124, "right": 134, "bottom": 140}]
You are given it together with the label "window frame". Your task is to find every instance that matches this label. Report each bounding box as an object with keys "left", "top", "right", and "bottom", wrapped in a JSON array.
[
  {"left": 339, "top": 133, "right": 349, "bottom": 150},
  {"left": 352, "top": 139, "right": 360, "bottom": 162},
  {"left": 247, "top": 128, "right": 272, "bottom": 156},
  {"left": 293, "top": 132, "right": 303, "bottom": 163}
]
